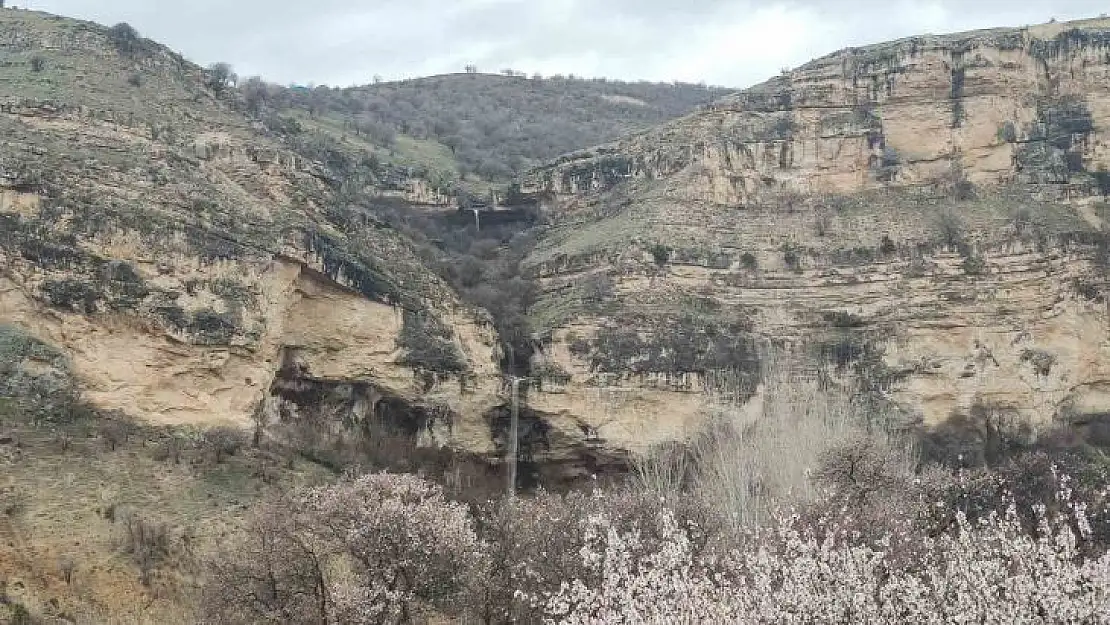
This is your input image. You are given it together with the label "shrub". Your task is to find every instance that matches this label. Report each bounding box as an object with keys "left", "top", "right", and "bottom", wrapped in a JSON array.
[
  {"left": 822, "top": 310, "right": 866, "bottom": 328},
  {"left": 41, "top": 278, "right": 99, "bottom": 314},
  {"left": 205, "top": 62, "right": 238, "bottom": 94},
  {"left": 107, "top": 22, "right": 141, "bottom": 57},
  {"left": 781, "top": 245, "right": 802, "bottom": 272},
  {"left": 648, "top": 243, "right": 670, "bottom": 267},
  {"left": 99, "top": 419, "right": 129, "bottom": 451},
  {"left": 1020, "top": 347, "right": 1057, "bottom": 376},
  {"left": 998, "top": 120, "right": 1018, "bottom": 143},
  {"left": 961, "top": 253, "right": 987, "bottom": 275},
  {"left": 29, "top": 56, "right": 44, "bottom": 72},
  {"left": 0, "top": 324, "right": 87, "bottom": 424},
  {"left": 58, "top": 555, "right": 75, "bottom": 585},
  {"left": 202, "top": 426, "right": 245, "bottom": 463},
  {"left": 580, "top": 273, "right": 615, "bottom": 307},
  {"left": 1, "top": 483, "right": 29, "bottom": 517},
  {"left": 127, "top": 72, "right": 143, "bottom": 88},
  {"left": 532, "top": 361, "right": 572, "bottom": 387},
  {"left": 937, "top": 210, "right": 966, "bottom": 250},
  {"left": 398, "top": 310, "right": 467, "bottom": 374},
  {"left": 740, "top": 252, "right": 758, "bottom": 270},
  {"left": 118, "top": 511, "right": 171, "bottom": 586},
  {"left": 879, "top": 234, "right": 897, "bottom": 256},
  {"left": 7, "top": 603, "right": 33, "bottom": 625}
]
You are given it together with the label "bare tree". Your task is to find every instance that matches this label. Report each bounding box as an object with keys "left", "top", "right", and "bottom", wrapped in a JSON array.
[{"left": 203, "top": 500, "right": 330, "bottom": 625}]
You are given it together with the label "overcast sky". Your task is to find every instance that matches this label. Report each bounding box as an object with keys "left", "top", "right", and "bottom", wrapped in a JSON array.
[{"left": 25, "top": 0, "right": 1110, "bottom": 88}]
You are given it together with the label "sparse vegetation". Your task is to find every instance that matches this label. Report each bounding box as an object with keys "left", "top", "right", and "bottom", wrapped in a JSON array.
[
  {"left": 1020, "top": 347, "right": 1057, "bottom": 376},
  {"left": 398, "top": 310, "right": 468, "bottom": 374}
]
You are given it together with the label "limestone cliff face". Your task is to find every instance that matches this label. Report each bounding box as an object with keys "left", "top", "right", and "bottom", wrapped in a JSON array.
[
  {"left": 0, "top": 11, "right": 503, "bottom": 458},
  {"left": 527, "top": 18, "right": 1110, "bottom": 203},
  {"left": 517, "top": 17, "right": 1110, "bottom": 457}
]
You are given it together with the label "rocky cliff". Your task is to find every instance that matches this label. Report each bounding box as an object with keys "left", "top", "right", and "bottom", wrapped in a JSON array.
[
  {"left": 518, "top": 17, "right": 1110, "bottom": 458},
  {"left": 0, "top": 10, "right": 506, "bottom": 463}
]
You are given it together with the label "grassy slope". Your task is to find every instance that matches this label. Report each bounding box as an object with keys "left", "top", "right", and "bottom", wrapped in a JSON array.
[{"left": 0, "top": 400, "right": 331, "bottom": 624}]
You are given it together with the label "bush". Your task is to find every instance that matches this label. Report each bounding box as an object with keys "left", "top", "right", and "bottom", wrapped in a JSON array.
[
  {"left": 7, "top": 603, "right": 34, "bottom": 625},
  {"left": 202, "top": 426, "right": 245, "bottom": 463},
  {"left": 107, "top": 22, "right": 141, "bottom": 57},
  {"left": 41, "top": 278, "right": 99, "bottom": 314},
  {"left": 936, "top": 210, "right": 966, "bottom": 250},
  {"left": 29, "top": 56, "right": 44, "bottom": 72},
  {"left": 99, "top": 419, "right": 129, "bottom": 451},
  {"left": 879, "top": 234, "right": 897, "bottom": 256},
  {"left": 205, "top": 62, "right": 237, "bottom": 94},
  {"left": 0, "top": 324, "right": 87, "bottom": 424},
  {"left": 532, "top": 361, "right": 572, "bottom": 387},
  {"left": 961, "top": 253, "right": 987, "bottom": 275},
  {"left": 1, "top": 483, "right": 29, "bottom": 518},
  {"left": 740, "top": 252, "right": 758, "bottom": 270},
  {"left": 648, "top": 243, "right": 670, "bottom": 267},
  {"left": 127, "top": 72, "right": 143, "bottom": 88},
  {"left": 998, "top": 120, "right": 1019, "bottom": 143},
  {"left": 118, "top": 511, "right": 171, "bottom": 586},
  {"left": 398, "top": 310, "right": 467, "bottom": 374},
  {"left": 1019, "top": 347, "right": 1057, "bottom": 377},
  {"left": 782, "top": 245, "right": 802, "bottom": 272}
]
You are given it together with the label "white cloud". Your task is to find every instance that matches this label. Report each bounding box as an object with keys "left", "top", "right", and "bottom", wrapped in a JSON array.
[{"left": 26, "top": 0, "right": 1110, "bottom": 88}]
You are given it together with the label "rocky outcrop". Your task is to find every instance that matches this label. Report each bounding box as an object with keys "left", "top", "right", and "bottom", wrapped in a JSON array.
[
  {"left": 526, "top": 18, "right": 1110, "bottom": 203},
  {"left": 0, "top": 10, "right": 506, "bottom": 463},
  {"left": 515, "top": 17, "right": 1110, "bottom": 455}
]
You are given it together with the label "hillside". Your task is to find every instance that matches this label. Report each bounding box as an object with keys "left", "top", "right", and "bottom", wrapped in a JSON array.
[
  {"left": 7, "top": 6, "right": 1110, "bottom": 622},
  {"left": 249, "top": 73, "right": 731, "bottom": 190},
  {"left": 515, "top": 17, "right": 1110, "bottom": 461},
  {"left": 0, "top": 10, "right": 508, "bottom": 619}
]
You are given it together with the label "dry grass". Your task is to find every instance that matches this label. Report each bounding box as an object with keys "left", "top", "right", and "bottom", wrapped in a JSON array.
[{"left": 0, "top": 412, "right": 330, "bottom": 624}]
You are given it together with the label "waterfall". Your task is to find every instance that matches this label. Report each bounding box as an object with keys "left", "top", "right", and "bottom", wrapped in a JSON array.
[
  {"left": 473, "top": 208, "right": 481, "bottom": 231},
  {"left": 507, "top": 376, "right": 524, "bottom": 497}
]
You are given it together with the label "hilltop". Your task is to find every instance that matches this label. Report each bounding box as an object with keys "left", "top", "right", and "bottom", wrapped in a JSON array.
[{"left": 255, "top": 72, "right": 732, "bottom": 186}]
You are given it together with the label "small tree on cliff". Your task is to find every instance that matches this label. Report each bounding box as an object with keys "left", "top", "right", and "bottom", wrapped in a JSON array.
[
  {"left": 206, "top": 62, "right": 238, "bottom": 94},
  {"left": 108, "top": 23, "right": 141, "bottom": 57}
]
